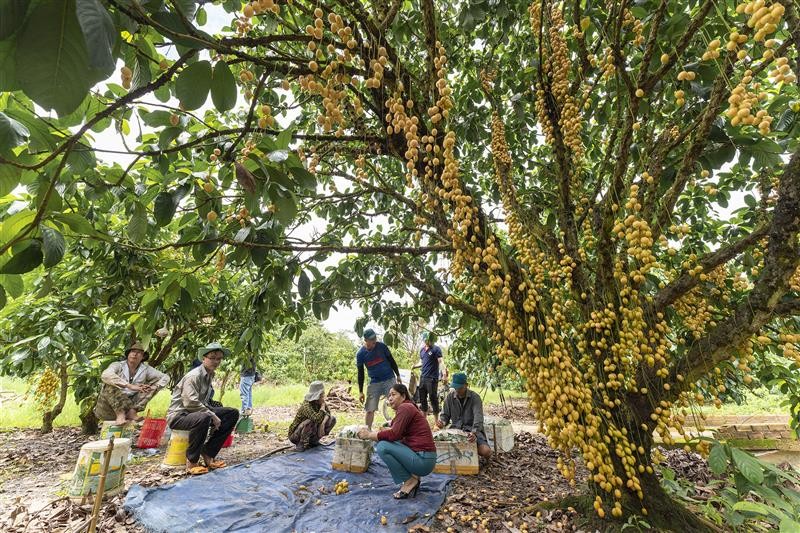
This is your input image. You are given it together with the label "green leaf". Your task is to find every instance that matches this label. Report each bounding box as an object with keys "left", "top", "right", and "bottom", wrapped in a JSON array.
[
  {"left": 75, "top": 0, "right": 116, "bottom": 74},
  {"left": 210, "top": 61, "right": 237, "bottom": 112},
  {"left": 0, "top": 274, "right": 23, "bottom": 298},
  {"left": 163, "top": 280, "right": 181, "bottom": 308},
  {"left": 3, "top": 108, "right": 56, "bottom": 150},
  {"left": 708, "top": 443, "right": 728, "bottom": 475},
  {"left": 132, "top": 54, "right": 152, "bottom": 91},
  {"left": 15, "top": 0, "right": 104, "bottom": 115},
  {"left": 154, "top": 191, "right": 177, "bottom": 227},
  {"left": 234, "top": 226, "right": 251, "bottom": 243},
  {"left": 0, "top": 111, "right": 30, "bottom": 152},
  {"left": 127, "top": 203, "right": 148, "bottom": 243},
  {"left": 780, "top": 518, "right": 800, "bottom": 533},
  {"left": 0, "top": 0, "right": 29, "bottom": 40},
  {"left": 0, "top": 239, "right": 42, "bottom": 274},
  {"left": 40, "top": 226, "right": 65, "bottom": 268},
  {"left": 175, "top": 60, "right": 212, "bottom": 110},
  {"left": 731, "top": 448, "right": 764, "bottom": 485},
  {"left": 0, "top": 40, "right": 16, "bottom": 91},
  {"left": 149, "top": 11, "right": 212, "bottom": 48},
  {"left": 0, "top": 284, "right": 5, "bottom": 310},
  {"left": 288, "top": 166, "right": 316, "bottom": 190},
  {"left": 0, "top": 209, "right": 35, "bottom": 246},
  {"left": 52, "top": 212, "right": 99, "bottom": 236},
  {"left": 276, "top": 127, "right": 293, "bottom": 149},
  {"left": 298, "top": 271, "right": 311, "bottom": 298},
  {"left": 182, "top": 275, "right": 201, "bottom": 298},
  {"left": 732, "top": 501, "right": 780, "bottom": 518},
  {"left": 384, "top": 331, "right": 395, "bottom": 347},
  {"left": 273, "top": 193, "right": 297, "bottom": 225}
]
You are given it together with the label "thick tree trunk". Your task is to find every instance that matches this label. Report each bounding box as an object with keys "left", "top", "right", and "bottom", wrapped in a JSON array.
[
  {"left": 40, "top": 363, "right": 68, "bottom": 434},
  {"left": 80, "top": 398, "right": 99, "bottom": 435}
]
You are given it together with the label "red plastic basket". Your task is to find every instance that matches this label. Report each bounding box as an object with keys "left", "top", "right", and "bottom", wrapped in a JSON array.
[
  {"left": 136, "top": 417, "right": 167, "bottom": 449},
  {"left": 222, "top": 433, "right": 234, "bottom": 448}
]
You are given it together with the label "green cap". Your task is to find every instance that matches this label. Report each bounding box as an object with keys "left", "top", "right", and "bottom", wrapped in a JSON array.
[
  {"left": 197, "top": 342, "right": 230, "bottom": 358},
  {"left": 363, "top": 328, "right": 377, "bottom": 340},
  {"left": 450, "top": 372, "right": 467, "bottom": 389}
]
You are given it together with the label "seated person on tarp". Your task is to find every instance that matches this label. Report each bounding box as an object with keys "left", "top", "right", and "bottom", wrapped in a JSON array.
[
  {"left": 358, "top": 384, "right": 437, "bottom": 500},
  {"left": 167, "top": 343, "right": 239, "bottom": 475},
  {"left": 436, "top": 372, "right": 492, "bottom": 459},
  {"left": 94, "top": 342, "right": 169, "bottom": 424},
  {"left": 288, "top": 381, "right": 336, "bottom": 451}
]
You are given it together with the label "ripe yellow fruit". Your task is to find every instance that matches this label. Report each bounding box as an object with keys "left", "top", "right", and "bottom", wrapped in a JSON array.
[
  {"left": 121, "top": 66, "right": 132, "bottom": 78},
  {"left": 635, "top": 88, "right": 644, "bottom": 98},
  {"left": 203, "top": 182, "right": 213, "bottom": 193},
  {"left": 207, "top": 211, "right": 218, "bottom": 222},
  {"left": 380, "top": 516, "right": 387, "bottom": 526},
  {"left": 660, "top": 53, "right": 669, "bottom": 64},
  {"left": 243, "top": 3, "right": 254, "bottom": 17}
]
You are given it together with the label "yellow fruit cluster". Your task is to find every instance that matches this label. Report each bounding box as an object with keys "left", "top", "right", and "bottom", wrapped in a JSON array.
[
  {"left": 768, "top": 56, "right": 797, "bottom": 84},
  {"left": 258, "top": 105, "right": 275, "bottom": 130},
  {"left": 120, "top": 66, "right": 133, "bottom": 90},
  {"left": 31, "top": 368, "right": 60, "bottom": 410},
  {"left": 725, "top": 74, "right": 772, "bottom": 134},
  {"left": 736, "top": 0, "right": 784, "bottom": 42},
  {"left": 701, "top": 39, "right": 722, "bottom": 62},
  {"left": 529, "top": 3, "right": 584, "bottom": 160},
  {"left": 334, "top": 480, "right": 349, "bottom": 495},
  {"left": 242, "top": 0, "right": 280, "bottom": 18}
]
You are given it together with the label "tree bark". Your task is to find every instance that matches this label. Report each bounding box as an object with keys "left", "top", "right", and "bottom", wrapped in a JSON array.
[{"left": 80, "top": 398, "right": 100, "bottom": 435}]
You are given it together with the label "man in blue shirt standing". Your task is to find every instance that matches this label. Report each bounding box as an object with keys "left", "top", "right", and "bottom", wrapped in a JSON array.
[
  {"left": 418, "top": 332, "right": 446, "bottom": 421},
  {"left": 356, "top": 328, "right": 400, "bottom": 429}
]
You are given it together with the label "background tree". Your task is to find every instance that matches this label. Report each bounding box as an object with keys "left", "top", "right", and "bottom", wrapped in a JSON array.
[{"left": 0, "top": 0, "right": 799, "bottom": 528}]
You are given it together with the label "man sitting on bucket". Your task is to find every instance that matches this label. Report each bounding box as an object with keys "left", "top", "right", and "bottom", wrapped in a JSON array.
[
  {"left": 436, "top": 372, "right": 492, "bottom": 459},
  {"left": 288, "top": 381, "right": 337, "bottom": 451},
  {"left": 167, "top": 343, "right": 239, "bottom": 475},
  {"left": 94, "top": 342, "right": 169, "bottom": 425}
]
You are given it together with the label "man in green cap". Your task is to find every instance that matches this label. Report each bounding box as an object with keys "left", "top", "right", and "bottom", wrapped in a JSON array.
[
  {"left": 436, "top": 372, "right": 492, "bottom": 459},
  {"left": 356, "top": 328, "right": 400, "bottom": 429},
  {"left": 94, "top": 342, "right": 169, "bottom": 424},
  {"left": 167, "top": 343, "right": 239, "bottom": 475}
]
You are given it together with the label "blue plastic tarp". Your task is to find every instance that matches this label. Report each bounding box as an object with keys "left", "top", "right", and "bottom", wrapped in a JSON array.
[{"left": 125, "top": 444, "right": 454, "bottom": 532}]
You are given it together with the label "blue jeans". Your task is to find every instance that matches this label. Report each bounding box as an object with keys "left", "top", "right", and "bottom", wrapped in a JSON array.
[
  {"left": 376, "top": 441, "right": 437, "bottom": 483},
  {"left": 240, "top": 375, "right": 255, "bottom": 411}
]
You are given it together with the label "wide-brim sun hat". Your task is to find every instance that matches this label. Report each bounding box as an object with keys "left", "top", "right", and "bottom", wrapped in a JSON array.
[
  {"left": 305, "top": 381, "right": 325, "bottom": 402},
  {"left": 125, "top": 342, "right": 150, "bottom": 360}
]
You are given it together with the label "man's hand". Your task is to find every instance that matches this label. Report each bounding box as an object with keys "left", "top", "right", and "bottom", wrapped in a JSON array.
[
  {"left": 396, "top": 375, "right": 402, "bottom": 384},
  {"left": 359, "top": 392, "right": 365, "bottom": 404},
  {"left": 140, "top": 384, "right": 154, "bottom": 393},
  {"left": 210, "top": 413, "right": 222, "bottom": 429},
  {"left": 435, "top": 419, "right": 445, "bottom": 429},
  {"left": 467, "top": 432, "right": 476, "bottom": 443},
  {"left": 126, "top": 383, "right": 143, "bottom": 392}
]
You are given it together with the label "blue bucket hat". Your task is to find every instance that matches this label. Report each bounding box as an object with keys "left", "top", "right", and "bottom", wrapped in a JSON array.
[
  {"left": 450, "top": 372, "right": 468, "bottom": 389},
  {"left": 362, "top": 328, "right": 377, "bottom": 340}
]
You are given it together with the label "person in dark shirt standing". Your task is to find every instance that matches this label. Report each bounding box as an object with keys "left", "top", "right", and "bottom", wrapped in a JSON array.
[
  {"left": 356, "top": 328, "right": 400, "bottom": 429},
  {"left": 417, "top": 332, "right": 447, "bottom": 421}
]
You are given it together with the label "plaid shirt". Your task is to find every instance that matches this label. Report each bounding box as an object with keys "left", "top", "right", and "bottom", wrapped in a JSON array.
[{"left": 288, "top": 401, "right": 329, "bottom": 435}]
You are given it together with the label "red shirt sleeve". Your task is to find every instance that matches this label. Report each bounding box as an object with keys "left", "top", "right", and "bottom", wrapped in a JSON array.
[{"left": 377, "top": 402, "right": 414, "bottom": 442}]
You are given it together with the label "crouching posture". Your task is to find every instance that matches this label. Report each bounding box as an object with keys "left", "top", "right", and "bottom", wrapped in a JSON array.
[
  {"left": 94, "top": 343, "right": 168, "bottom": 424},
  {"left": 288, "top": 381, "right": 336, "bottom": 451},
  {"left": 436, "top": 373, "right": 492, "bottom": 459},
  {"left": 358, "top": 384, "right": 436, "bottom": 499},
  {"left": 166, "top": 343, "right": 239, "bottom": 475}
]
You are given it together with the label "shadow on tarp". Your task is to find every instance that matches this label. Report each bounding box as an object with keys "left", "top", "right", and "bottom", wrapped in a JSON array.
[{"left": 125, "top": 443, "right": 454, "bottom": 532}]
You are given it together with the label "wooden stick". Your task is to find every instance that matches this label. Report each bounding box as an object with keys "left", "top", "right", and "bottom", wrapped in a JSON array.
[{"left": 88, "top": 435, "right": 115, "bottom": 533}]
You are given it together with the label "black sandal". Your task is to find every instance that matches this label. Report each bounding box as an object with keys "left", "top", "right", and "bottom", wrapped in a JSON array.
[{"left": 393, "top": 477, "right": 421, "bottom": 499}]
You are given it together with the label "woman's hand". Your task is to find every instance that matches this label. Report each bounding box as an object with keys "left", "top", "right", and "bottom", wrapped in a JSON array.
[{"left": 357, "top": 428, "right": 376, "bottom": 440}]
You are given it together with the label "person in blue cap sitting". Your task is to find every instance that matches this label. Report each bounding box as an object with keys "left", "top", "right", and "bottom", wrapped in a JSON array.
[
  {"left": 355, "top": 328, "right": 400, "bottom": 429},
  {"left": 436, "top": 372, "right": 492, "bottom": 459},
  {"left": 167, "top": 343, "right": 239, "bottom": 475}
]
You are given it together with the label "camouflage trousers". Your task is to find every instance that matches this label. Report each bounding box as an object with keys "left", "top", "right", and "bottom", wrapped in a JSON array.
[
  {"left": 289, "top": 415, "right": 337, "bottom": 448},
  {"left": 94, "top": 385, "right": 158, "bottom": 421}
]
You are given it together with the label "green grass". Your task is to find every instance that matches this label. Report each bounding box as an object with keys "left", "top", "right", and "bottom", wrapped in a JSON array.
[
  {"left": 0, "top": 377, "right": 308, "bottom": 429},
  {"left": 701, "top": 388, "right": 790, "bottom": 416}
]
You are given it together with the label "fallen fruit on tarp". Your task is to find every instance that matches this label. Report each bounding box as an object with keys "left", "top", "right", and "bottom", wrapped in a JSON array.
[{"left": 334, "top": 480, "right": 349, "bottom": 495}]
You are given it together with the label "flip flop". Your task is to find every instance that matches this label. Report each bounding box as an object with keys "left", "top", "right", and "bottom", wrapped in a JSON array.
[
  {"left": 187, "top": 466, "right": 209, "bottom": 475},
  {"left": 206, "top": 460, "right": 226, "bottom": 470}
]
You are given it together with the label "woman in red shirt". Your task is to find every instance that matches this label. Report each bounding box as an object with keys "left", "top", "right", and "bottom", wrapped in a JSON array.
[{"left": 358, "top": 384, "right": 437, "bottom": 499}]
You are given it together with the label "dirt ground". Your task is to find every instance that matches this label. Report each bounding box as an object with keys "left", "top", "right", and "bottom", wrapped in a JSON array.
[{"left": 0, "top": 401, "right": 713, "bottom": 532}]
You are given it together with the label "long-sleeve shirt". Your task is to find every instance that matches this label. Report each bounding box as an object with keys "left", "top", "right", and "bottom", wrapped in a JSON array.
[
  {"left": 378, "top": 400, "right": 436, "bottom": 452},
  {"left": 438, "top": 390, "right": 485, "bottom": 436},
  {"left": 356, "top": 342, "right": 400, "bottom": 392},
  {"left": 100, "top": 361, "right": 168, "bottom": 397},
  {"left": 166, "top": 365, "right": 214, "bottom": 423},
  {"left": 288, "top": 400, "right": 330, "bottom": 435}
]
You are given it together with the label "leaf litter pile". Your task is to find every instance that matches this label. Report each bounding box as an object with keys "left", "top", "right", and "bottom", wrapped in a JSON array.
[{"left": 0, "top": 408, "right": 724, "bottom": 532}]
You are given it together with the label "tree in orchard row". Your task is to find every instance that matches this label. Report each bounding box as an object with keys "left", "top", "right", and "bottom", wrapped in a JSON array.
[{"left": 0, "top": 0, "right": 799, "bottom": 528}]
